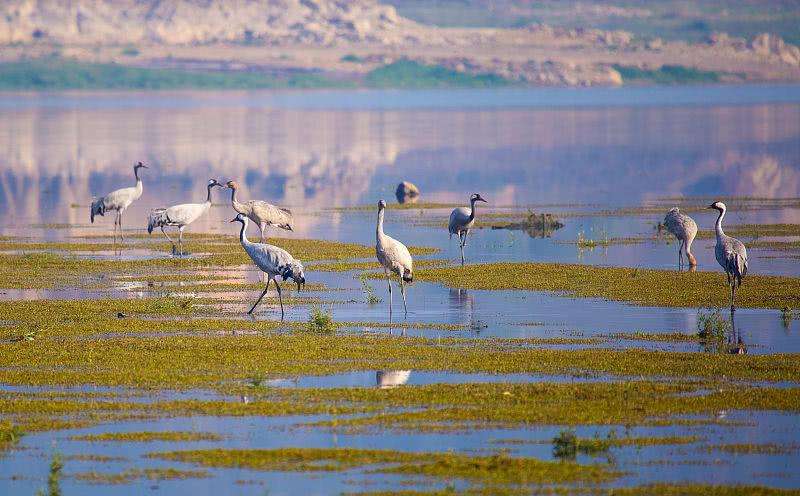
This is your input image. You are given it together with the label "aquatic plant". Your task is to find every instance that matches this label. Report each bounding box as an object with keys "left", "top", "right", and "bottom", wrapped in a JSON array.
[
  {"left": 696, "top": 308, "right": 731, "bottom": 346},
  {"left": 552, "top": 429, "right": 614, "bottom": 459},
  {"left": 35, "top": 453, "right": 63, "bottom": 496},
  {"left": 359, "top": 273, "right": 382, "bottom": 305},
  {"left": 306, "top": 306, "right": 336, "bottom": 333}
]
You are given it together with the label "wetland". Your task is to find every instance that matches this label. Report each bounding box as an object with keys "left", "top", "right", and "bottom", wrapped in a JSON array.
[{"left": 0, "top": 87, "right": 799, "bottom": 495}]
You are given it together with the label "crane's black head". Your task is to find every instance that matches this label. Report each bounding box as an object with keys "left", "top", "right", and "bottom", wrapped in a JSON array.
[
  {"left": 134, "top": 161, "right": 149, "bottom": 170},
  {"left": 708, "top": 201, "right": 726, "bottom": 212},
  {"left": 282, "top": 261, "right": 306, "bottom": 291},
  {"left": 225, "top": 180, "right": 238, "bottom": 189},
  {"left": 230, "top": 213, "right": 247, "bottom": 224},
  {"left": 208, "top": 179, "right": 222, "bottom": 188},
  {"left": 471, "top": 193, "right": 487, "bottom": 203},
  {"left": 378, "top": 199, "right": 387, "bottom": 211}
]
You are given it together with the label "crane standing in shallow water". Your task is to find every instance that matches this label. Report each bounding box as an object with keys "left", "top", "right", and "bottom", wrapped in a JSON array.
[
  {"left": 448, "top": 193, "right": 487, "bottom": 265},
  {"left": 709, "top": 201, "right": 748, "bottom": 312},
  {"left": 225, "top": 180, "right": 293, "bottom": 242},
  {"left": 90, "top": 162, "right": 148, "bottom": 242},
  {"left": 375, "top": 200, "right": 413, "bottom": 317},
  {"left": 231, "top": 213, "right": 305, "bottom": 320},
  {"left": 663, "top": 207, "right": 698, "bottom": 269},
  {"left": 147, "top": 179, "right": 223, "bottom": 256}
]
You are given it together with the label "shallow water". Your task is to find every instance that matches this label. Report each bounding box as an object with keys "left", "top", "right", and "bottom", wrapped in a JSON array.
[
  {"left": 1, "top": 86, "right": 800, "bottom": 492},
  {"left": 3, "top": 409, "right": 799, "bottom": 495}
]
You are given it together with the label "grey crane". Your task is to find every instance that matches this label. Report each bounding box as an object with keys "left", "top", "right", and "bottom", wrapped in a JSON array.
[
  {"left": 89, "top": 162, "right": 148, "bottom": 241},
  {"left": 225, "top": 180, "right": 293, "bottom": 242},
  {"left": 709, "top": 201, "right": 748, "bottom": 312},
  {"left": 448, "top": 193, "right": 487, "bottom": 265},
  {"left": 147, "top": 179, "right": 223, "bottom": 256},
  {"left": 663, "top": 207, "right": 698, "bottom": 268},
  {"left": 375, "top": 199, "right": 413, "bottom": 317},
  {"left": 231, "top": 213, "right": 305, "bottom": 319}
]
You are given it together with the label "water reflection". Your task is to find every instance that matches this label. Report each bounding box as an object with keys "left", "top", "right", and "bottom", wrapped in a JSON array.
[
  {"left": 0, "top": 89, "right": 799, "bottom": 234},
  {"left": 376, "top": 370, "right": 412, "bottom": 389}
]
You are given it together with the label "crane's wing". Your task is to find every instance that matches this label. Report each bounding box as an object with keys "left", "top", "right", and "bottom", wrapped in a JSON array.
[
  {"left": 102, "top": 186, "right": 138, "bottom": 208},
  {"left": 244, "top": 242, "right": 301, "bottom": 276},
  {"left": 379, "top": 235, "right": 413, "bottom": 273},
  {"left": 249, "top": 201, "right": 293, "bottom": 230},
  {"left": 448, "top": 207, "right": 471, "bottom": 234},
  {"left": 162, "top": 202, "right": 209, "bottom": 225}
]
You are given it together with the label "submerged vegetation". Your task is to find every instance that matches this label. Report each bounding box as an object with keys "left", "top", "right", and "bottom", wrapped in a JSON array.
[{"left": 148, "top": 447, "right": 617, "bottom": 485}]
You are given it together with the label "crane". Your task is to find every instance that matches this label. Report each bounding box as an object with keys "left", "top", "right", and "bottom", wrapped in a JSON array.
[
  {"left": 231, "top": 213, "right": 305, "bottom": 319},
  {"left": 147, "top": 179, "right": 223, "bottom": 256},
  {"left": 225, "top": 180, "right": 293, "bottom": 242},
  {"left": 375, "top": 199, "right": 413, "bottom": 317},
  {"left": 663, "top": 207, "right": 698, "bottom": 269},
  {"left": 90, "top": 162, "right": 148, "bottom": 241},
  {"left": 448, "top": 193, "right": 487, "bottom": 265},
  {"left": 709, "top": 201, "right": 748, "bottom": 312}
]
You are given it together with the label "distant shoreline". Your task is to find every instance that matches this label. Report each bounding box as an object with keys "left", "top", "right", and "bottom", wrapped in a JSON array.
[{"left": 0, "top": 58, "right": 769, "bottom": 92}]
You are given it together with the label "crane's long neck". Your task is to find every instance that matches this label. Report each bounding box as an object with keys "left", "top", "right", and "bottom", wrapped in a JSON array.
[
  {"left": 376, "top": 208, "right": 386, "bottom": 244},
  {"left": 239, "top": 219, "right": 250, "bottom": 245},
  {"left": 229, "top": 187, "right": 247, "bottom": 214},
  {"left": 715, "top": 208, "right": 726, "bottom": 239},
  {"left": 206, "top": 185, "right": 215, "bottom": 204},
  {"left": 468, "top": 198, "right": 478, "bottom": 222}
]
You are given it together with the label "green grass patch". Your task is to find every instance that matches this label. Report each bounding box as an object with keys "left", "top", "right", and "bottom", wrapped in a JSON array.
[
  {"left": 70, "top": 431, "right": 222, "bottom": 442},
  {"left": 147, "top": 447, "right": 617, "bottom": 485},
  {"left": 0, "top": 58, "right": 346, "bottom": 90},
  {"left": 613, "top": 64, "right": 722, "bottom": 84},
  {"left": 365, "top": 59, "right": 512, "bottom": 88},
  {"left": 73, "top": 467, "right": 209, "bottom": 484},
  {"left": 414, "top": 263, "right": 800, "bottom": 310}
]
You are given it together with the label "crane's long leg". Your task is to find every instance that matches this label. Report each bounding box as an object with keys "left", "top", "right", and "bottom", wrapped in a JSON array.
[
  {"left": 178, "top": 226, "right": 185, "bottom": 256},
  {"left": 118, "top": 211, "right": 125, "bottom": 242},
  {"left": 459, "top": 232, "right": 466, "bottom": 266},
  {"left": 677, "top": 240, "right": 684, "bottom": 269},
  {"left": 260, "top": 223, "right": 267, "bottom": 244},
  {"left": 248, "top": 278, "right": 272, "bottom": 315},
  {"left": 729, "top": 279, "right": 736, "bottom": 313},
  {"left": 384, "top": 268, "right": 393, "bottom": 317},
  {"left": 160, "top": 226, "right": 176, "bottom": 255},
  {"left": 399, "top": 276, "right": 408, "bottom": 317},
  {"left": 275, "top": 280, "right": 284, "bottom": 321}
]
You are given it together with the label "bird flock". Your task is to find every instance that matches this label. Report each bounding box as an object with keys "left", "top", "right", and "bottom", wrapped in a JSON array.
[{"left": 90, "top": 163, "right": 748, "bottom": 320}]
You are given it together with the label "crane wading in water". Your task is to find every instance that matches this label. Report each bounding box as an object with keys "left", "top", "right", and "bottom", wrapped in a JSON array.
[
  {"left": 375, "top": 199, "right": 413, "bottom": 317},
  {"left": 709, "top": 201, "right": 748, "bottom": 312},
  {"left": 663, "top": 207, "right": 698, "bottom": 269},
  {"left": 225, "top": 180, "right": 293, "bottom": 242},
  {"left": 147, "top": 179, "right": 223, "bottom": 256},
  {"left": 449, "top": 193, "right": 487, "bottom": 265},
  {"left": 90, "top": 162, "right": 148, "bottom": 242},
  {"left": 231, "top": 213, "right": 305, "bottom": 320}
]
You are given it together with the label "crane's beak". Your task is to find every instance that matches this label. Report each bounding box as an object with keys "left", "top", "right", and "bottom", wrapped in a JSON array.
[
  {"left": 140, "top": 164, "right": 149, "bottom": 169},
  {"left": 229, "top": 217, "right": 238, "bottom": 223},
  {"left": 707, "top": 203, "right": 715, "bottom": 209}
]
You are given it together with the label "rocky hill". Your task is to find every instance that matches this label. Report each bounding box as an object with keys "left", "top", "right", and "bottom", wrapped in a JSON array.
[{"left": 0, "top": 0, "right": 418, "bottom": 45}]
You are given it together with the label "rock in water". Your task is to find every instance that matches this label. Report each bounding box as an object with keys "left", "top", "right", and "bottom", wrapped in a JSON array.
[{"left": 395, "top": 181, "right": 420, "bottom": 204}]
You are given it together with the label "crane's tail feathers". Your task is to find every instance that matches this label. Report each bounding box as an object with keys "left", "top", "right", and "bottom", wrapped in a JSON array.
[
  {"left": 147, "top": 208, "right": 169, "bottom": 235},
  {"left": 90, "top": 198, "right": 105, "bottom": 223}
]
